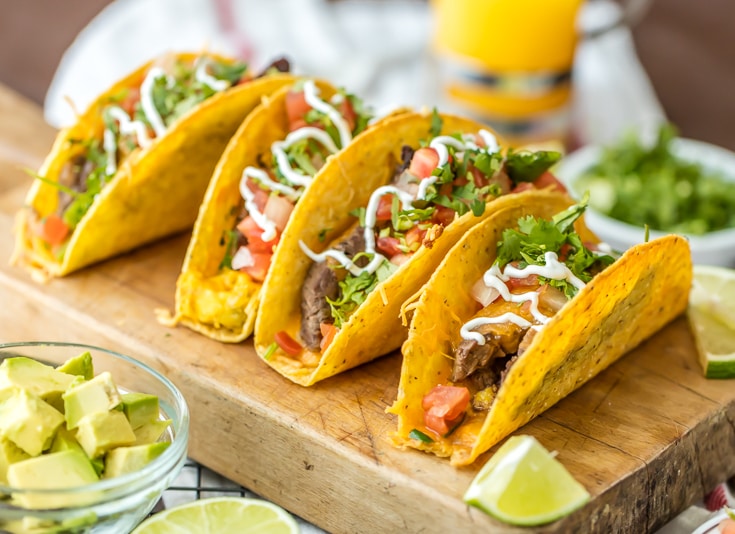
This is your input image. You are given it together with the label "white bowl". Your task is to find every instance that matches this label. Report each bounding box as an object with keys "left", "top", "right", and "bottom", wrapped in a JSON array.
[{"left": 555, "top": 138, "right": 735, "bottom": 267}]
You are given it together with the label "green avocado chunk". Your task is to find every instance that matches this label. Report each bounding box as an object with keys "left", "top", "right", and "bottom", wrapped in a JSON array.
[
  {"left": 133, "top": 419, "right": 172, "bottom": 446},
  {"left": 104, "top": 442, "right": 169, "bottom": 479},
  {"left": 0, "top": 357, "right": 76, "bottom": 401},
  {"left": 0, "top": 386, "right": 65, "bottom": 456},
  {"left": 0, "top": 438, "right": 30, "bottom": 485},
  {"left": 63, "top": 372, "right": 122, "bottom": 429},
  {"left": 7, "top": 450, "right": 99, "bottom": 509},
  {"left": 56, "top": 351, "right": 94, "bottom": 381},
  {"left": 75, "top": 410, "right": 136, "bottom": 459},
  {"left": 121, "top": 392, "right": 160, "bottom": 430}
]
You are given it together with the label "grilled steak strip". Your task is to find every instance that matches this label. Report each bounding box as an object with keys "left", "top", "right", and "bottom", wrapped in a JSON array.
[{"left": 300, "top": 227, "right": 366, "bottom": 350}]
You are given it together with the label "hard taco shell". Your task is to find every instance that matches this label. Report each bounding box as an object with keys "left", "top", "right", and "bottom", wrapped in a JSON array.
[
  {"left": 254, "top": 110, "right": 510, "bottom": 385},
  {"left": 12, "top": 51, "right": 294, "bottom": 281},
  {"left": 388, "top": 191, "right": 692, "bottom": 466}
]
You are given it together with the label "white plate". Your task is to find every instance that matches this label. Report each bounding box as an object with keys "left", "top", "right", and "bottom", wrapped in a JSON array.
[
  {"left": 692, "top": 511, "right": 730, "bottom": 534},
  {"left": 555, "top": 138, "right": 735, "bottom": 267}
]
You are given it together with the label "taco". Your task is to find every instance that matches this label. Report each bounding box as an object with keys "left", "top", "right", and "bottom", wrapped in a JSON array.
[
  {"left": 254, "top": 110, "right": 568, "bottom": 386},
  {"left": 162, "top": 79, "right": 376, "bottom": 342},
  {"left": 387, "top": 191, "right": 692, "bottom": 466},
  {"left": 12, "top": 51, "right": 293, "bottom": 281}
]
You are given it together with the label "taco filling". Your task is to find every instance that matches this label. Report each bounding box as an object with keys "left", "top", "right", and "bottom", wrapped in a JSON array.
[
  {"left": 295, "top": 121, "right": 565, "bottom": 354},
  {"left": 221, "top": 79, "right": 373, "bottom": 283},
  {"left": 29, "top": 54, "right": 289, "bottom": 260},
  {"left": 418, "top": 200, "right": 615, "bottom": 438}
]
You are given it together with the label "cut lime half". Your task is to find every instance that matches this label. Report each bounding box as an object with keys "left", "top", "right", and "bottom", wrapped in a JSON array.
[
  {"left": 688, "top": 265, "right": 735, "bottom": 378},
  {"left": 464, "top": 435, "right": 590, "bottom": 527},
  {"left": 131, "top": 497, "right": 300, "bottom": 534}
]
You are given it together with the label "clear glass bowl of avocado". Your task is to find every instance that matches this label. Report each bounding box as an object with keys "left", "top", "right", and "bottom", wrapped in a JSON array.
[{"left": 0, "top": 342, "right": 189, "bottom": 533}]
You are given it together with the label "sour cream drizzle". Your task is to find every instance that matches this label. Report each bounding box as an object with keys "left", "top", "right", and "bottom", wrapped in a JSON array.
[
  {"left": 241, "top": 80, "right": 351, "bottom": 235},
  {"left": 299, "top": 129, "right": 500, "bottom": 275},
  {"left": 195, "top": 59, "right": 231, "bottom": 92},
  {"left": 103, "top": 59, "right": 233, "bottom": 177},
  {"left": 461, "top": 252, "right": 585, "bottom": 345},
  {"left": 239, "top": 178, "right": 278, "bottom": 242}
]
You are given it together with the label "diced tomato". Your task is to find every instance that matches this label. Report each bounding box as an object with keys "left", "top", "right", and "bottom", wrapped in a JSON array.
[
  {"left": 511, "top": 182, "right": 534, "bottom": 193},
  {"left": 338, "top": 98, "right": 357, "bottom": 133},
  {"left": 533, "top": 171, "right": 567, "bottom": 193},
  {"left": 431, "top": 205, "right": 456, "bottom": 227},
  {"left": 275, "top": 330, "right": 303, "bottom": 356},
  {"left": 40, "top": 214, "right": 70, "bottom": 246},
  {"left": 241, "top": 252, "right": 272, "bottom": 282},
  {"left": 408, "top": 148, "right": 440, "bottom": 179},
  {"left": 236, "top": 216, "right": 280, "bottom": 253},
  {"left": 405, "top": 225, "right": 426, "bottom": 250},
  {"left": 376, "top": 236, "right": 402, "bottom": 258},
  {"left": 558, "top": 243, "right": 572, "bottom": 262},
  {"left": 263, "top": 194, "right": 294, "bottom": 232},
  {"left": 119, "top": 88, "right": 141, "bottom": 116},
  {"left": 505, "top": 273, "right": 540, "bottom": 291},
  {"left": 285, "top": 90, "right": 312, "bottom": 130},
  {"left": 390, "top": 253, "right": 412, "bottom": 267},
  {"left": 246, "top": 179, "right": 269, "bottom": 212},
  {"left": 375, "top": 194, "right": 395, "bottom": 221},
  {"left": 469, "top": 165, "right": 490, "bottom": 188},
  {"left": 319, "top": 323, "right": 339, "bottom": 352},
  {"left": 422, "top": 385, "right": 470, "bottom": 436}
]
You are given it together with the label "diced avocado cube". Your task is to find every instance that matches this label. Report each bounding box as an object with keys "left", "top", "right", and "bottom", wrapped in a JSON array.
[
  {"left": 56, "top": 351, "right": 94, "bottom": 381},
  {"left": 75, "top": 411, "right": 136, "bottom": 459},
  {"left": 63, "top": 372, "right": 121, "bottom": 429},
  {"left": 0, "top": 438, "right": 30, "bottom": 485},
  {"left": 0, "top": 386, "right": 64, "bottom": 456},
  {"left": 0, "top": 357, "right": 76, "bottom": 402},
  {"left": 121, "top": 392, "right": 159, "bottom": 429},
  {"left": 103, "top": 442, "right": 169, "bottom": 479},
  {"left": 7, "top": 450, "right": 99, "bottom": 509},
  {"left": 50, "top": 426, "right": 83, "bottom": 454},
  {"left": 133, "top": 419, "right": 172, "bottom": 446}
]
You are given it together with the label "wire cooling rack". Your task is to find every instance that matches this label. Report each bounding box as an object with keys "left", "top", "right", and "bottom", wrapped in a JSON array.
[{"left": 152, "top": 459, "right": 324, "bottom": 533}]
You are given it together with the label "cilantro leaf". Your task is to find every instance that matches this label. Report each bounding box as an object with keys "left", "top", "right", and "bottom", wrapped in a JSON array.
[
  {"left": 429, "top": 108, "right": 443, "bottom": 138},
  {"left": 494, "top": 200, "right": 615, "bottom": 298},
  {"left": 505, "top": 150, "right": 561, "bottom": 183}
]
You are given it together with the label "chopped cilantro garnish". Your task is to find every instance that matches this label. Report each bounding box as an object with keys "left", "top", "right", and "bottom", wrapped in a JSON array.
[
  {"left": 327, "top": 256, "right": 397, "bottom": 327},
  {"left": 219, "top": 230, "right": 240, "bottom": 270},
  {"left": 505, "top": 149, "right": 561, "bottom": 183},
  {"left": 495, "top": 196, "right": 615, "bottom": 298},
  {"left": 429, "top": 108, "right": 443, "bottom": 138},
  {"left": 263, "top": 342, "right": 278, "bottom": 361},
  {"left": 409, "top": 429, "right": 434, "bottom": 443}
]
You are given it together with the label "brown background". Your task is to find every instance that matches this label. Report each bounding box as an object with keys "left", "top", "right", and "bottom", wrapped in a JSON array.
[{"left": 1, "top": 0, "right": 734, "bottom": 150}]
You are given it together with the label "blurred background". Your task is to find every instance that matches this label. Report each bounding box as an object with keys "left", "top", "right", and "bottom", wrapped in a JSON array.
[{"left": 1, "top": 0, "right": 734, "bottom": 150}]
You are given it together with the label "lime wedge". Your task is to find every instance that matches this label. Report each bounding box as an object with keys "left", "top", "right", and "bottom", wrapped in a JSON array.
[
  {"left": 463, "top": 435, "right": 590, "bottom": 526},
  {"left": 688, "top": 265, "right": 735, "bottom": 378},
  {"left": 131, "top": 497, "right": 300, "bottom": 534}
]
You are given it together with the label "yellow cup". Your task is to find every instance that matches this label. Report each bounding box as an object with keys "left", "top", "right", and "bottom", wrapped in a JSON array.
[{"left": 432, "top": 0, "right": 585, "bottom": 147}]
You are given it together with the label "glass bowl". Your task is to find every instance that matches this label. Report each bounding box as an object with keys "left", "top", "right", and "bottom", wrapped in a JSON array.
[
  {"left": 555, "top": 137, "right": 735, "bottom": 267},
  {"left": 0, "top": 342, "right": 189, "bottom": 533}
]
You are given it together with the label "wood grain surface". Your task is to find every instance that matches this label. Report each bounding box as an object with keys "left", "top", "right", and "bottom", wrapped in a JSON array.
[{"left": 0, "top": 84, "right": 733, "bottom": 533}]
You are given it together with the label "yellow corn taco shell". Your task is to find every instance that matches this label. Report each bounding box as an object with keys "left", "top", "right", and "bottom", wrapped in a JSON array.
[
  {"left": 254, "top": 110, "right": 512, "bottom": 385},
  {"left": 388, "top": 190, "right": 692, "bottom": 466},
  {"left": 165, "top": 79, "right": 377, "bottom": 342},
  {"left": 12, "top": 51, "right": 294, "bottom": 281}
]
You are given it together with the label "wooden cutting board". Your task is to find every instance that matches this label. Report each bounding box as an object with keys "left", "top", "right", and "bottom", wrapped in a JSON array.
[{"left": 0, "top": 83, "right": 733, "bottom": 533}]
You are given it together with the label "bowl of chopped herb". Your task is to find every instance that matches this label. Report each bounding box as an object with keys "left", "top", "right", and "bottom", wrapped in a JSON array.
[{"left": 556, "top": 124, "right": 735, "bottom": 267}]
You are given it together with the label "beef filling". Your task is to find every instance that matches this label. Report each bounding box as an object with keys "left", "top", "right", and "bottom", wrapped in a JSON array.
[
  {"left": 55, "top": 154, "right": 95, "bottom": 217},
  {"left": 299, "top": 227, "right": 366, "bottom": 350}
]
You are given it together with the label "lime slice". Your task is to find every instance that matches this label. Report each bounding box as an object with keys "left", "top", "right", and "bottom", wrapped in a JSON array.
[
  {"left": 463, "top": 435, "right": 590, "bottom": 526},
  {"left": 131, "top": 497, "right": 300, "bottom": 534},
  {"left": 688, "top": 265, "right": 735, "bottom": 378}
]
